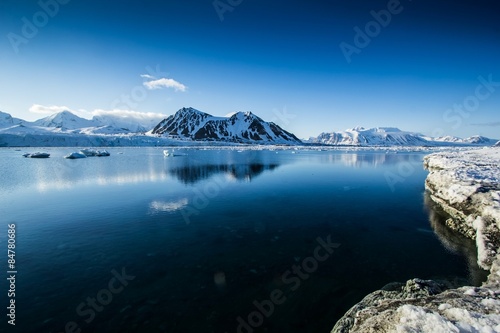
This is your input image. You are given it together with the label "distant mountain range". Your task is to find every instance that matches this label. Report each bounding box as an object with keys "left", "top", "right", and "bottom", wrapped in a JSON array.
[
  {"left": 309, "top": 127, "right": 498, "bottom": 147},
  {"left": 0, "top": 108, "right": 498, "bottom": 147},
  {"left": 30, "top": 110, "right": 163, "bottom": 134},
  {"left": 0, "top": 108, "right": 301, "bottom": 146}
]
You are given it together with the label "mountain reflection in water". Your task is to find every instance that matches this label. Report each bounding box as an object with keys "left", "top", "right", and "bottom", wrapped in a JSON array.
[{"left": 166, "top": 163, "right": 280, "bottom": 184}]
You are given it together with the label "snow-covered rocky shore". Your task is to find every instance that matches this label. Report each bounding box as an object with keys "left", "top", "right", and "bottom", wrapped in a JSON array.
[
  {"left": 425, "top": 148, "right": 500, "bottom": 271},
  {"left": 332, "top": 147, "right": 500, "bottom": 333}
]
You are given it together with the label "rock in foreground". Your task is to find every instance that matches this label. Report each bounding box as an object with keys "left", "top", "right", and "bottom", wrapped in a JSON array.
[
  {"left": 424, "top": 147, "right": 500, "bottom": 270},
  {"left": 332, "top": 147, "right": 500, "bottom": 333}
]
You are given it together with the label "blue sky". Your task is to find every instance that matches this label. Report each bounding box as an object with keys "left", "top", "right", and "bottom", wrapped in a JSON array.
[{"left": 0, "top": 0, "right": 499, "bottom": 139}]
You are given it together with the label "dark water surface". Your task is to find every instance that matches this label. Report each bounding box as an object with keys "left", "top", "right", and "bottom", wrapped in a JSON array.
[{"left": 0, "top": 147, "right": 479, "bottom": 333}]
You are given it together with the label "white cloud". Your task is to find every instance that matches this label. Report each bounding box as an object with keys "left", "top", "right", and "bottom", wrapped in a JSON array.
[
  {"left": 29, "top": 104, "right": 72, "bottom": 115},
  {"left": 92, "top": 109, "right": 166, "bottom": 126},
  {"left": 28, "top": 105, "right": 166, "bottom": 126},
  {"left": 140, "top": 74, "right": 156, "bottom": 80},
  {"left": 29, "top": 104, "right": 91, "bottom": 119},
  {"left": 143, "top": 78, "right": 187, "bottom": 92}
]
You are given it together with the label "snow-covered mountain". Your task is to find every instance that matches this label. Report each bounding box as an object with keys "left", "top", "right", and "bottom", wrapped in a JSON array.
[
  {"left": 151, "top": 107, "right": 301, "bottom": 144},
  {"left": 311, "top": 127, "right": 498, "bottom": 147},
  {"left": 92, "top": 112, "right": 166, "bottom": 134},
  {"left": 0, "top": 110, "right": 167, "bottom": 147},
  {"left": 495, "top": 141, "right": 500, "bottom": 147},
  {"left": 0, "top": 108, "right": 301, "bottom": 146},
  {"left": 31, "top": 110, "right": 164, "bottom": 134},
  {"left": 1, "top": 108, "right": 497, "bottom": 147},
  {"left": 463, "top": 135, "right": 498, "bottom": 145},
  {"left": 433, "top": 136, "right": 464, "bottom": 143},
  {"left": 311, "top": 127, "right": 430, "bottom": 146},
  {"left": 0, "top": 111, "right": 24, "bottom": 127},
  {"left": 434, "top": 135, "right": 498, "bottom": 146},
  {"left": 33, "top": 110, "right": 96, "bottom": 130}
]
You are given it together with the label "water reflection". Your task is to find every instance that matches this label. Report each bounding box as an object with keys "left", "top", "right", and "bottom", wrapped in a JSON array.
[
  {"left": 3, "top": 148, "right": 285, "bottom": 193},
  {"left": 166, "top": 163, "right": 280, "bottom": 184},
  {"left": 149, "top": 198, "right": 189, "bottom": 212},
  {"left": 424, "top": 193, "right": 489, "bottom": 286},
  {"left": 162, "top": 149, "right": 283, "bottom": 184},
  {"left": 2, "top": 148, "right": 428, "bottom": 194},
  {"left": 318, "top": 152, "right": 424, "bottom": 167}
]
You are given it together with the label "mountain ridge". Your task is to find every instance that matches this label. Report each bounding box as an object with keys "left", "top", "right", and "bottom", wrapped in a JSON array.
[
  {"left": 1, "top": 109, "right": 498, "bottom": 147},
  {"left": 310, "top": 127, "right": 498, "bottom": 147},
  {"left": 0, "top": 111, "right": 24, "bottom": 128},
  {"left": 151, "top": 107, "right": 301, "bottom": 144}
]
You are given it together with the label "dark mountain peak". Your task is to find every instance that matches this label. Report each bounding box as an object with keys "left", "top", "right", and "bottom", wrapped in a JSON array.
[
  {"left": 176, "top": 107, "right": 209, "bottom": 117},
  {"left": 152, "top": 107, "right": 301, "bottom": 144}
]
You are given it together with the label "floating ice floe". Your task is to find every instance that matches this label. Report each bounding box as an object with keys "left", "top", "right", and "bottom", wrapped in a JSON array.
[
  {"left": 79, "top": 148, "right": 99, "bottom": 156},
  {"left": 64, "top": 152, "right": 87, "bottom": 159},
  {"left": 77, "top": 148, "right": 110, "bottom": 157},
  {"left": 163, "top": 149, "right": 187, "bottom": 157},
  {"left": 96, "top": 150, "right": 110, "bottom": 157},
  {"left": 23, "top": 152, "right": 50, "bottom": 158}
]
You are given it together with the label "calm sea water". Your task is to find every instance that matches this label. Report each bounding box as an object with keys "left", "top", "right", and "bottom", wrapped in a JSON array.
[{"left": 0, "top": 147, "right": 481, "bottom": 333}]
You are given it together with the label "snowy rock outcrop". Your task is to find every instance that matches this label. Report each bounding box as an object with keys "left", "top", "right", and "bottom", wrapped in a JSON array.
[
  {"left": 424, "top": 148, "right": 500, "bottom": 270},
  {"left": 332, "top": 279, "right": 500, "bottom": 333},
  {"left": 332, "top": 148, "right": 500, "bottom": 333}
]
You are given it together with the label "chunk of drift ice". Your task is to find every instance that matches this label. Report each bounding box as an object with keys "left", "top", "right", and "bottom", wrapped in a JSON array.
[
  {"left": 163, "top": 149, "right": 186, "bottom": 157},
  {"left": 29, "top": 152, "right": 50, "bottom": 158},
  {"left": 96, "top": 150, "right": 110, "bottom": 156},
  {"left": 79, "top": 148, "right": 99, "bottom": 156},
  {"left": 64, "top": 152, "right": 87, "bottom": 159}
]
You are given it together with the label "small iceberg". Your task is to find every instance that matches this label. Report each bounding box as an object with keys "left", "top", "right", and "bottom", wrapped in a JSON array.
[
  {"left": 79, "top": 148, "right": 99, "bottom": 157},
  {"left": 96, "top": 150, "right": 110, "bottom": 157},
  {"left": 24, "top": 152, "right": 50, "bottom": 158},
  {"left": 163, "top": 149, "right": 187, "bottom": 157},
  {"left": 64, "top": 152, "right": 87, "bottom": 159},
  {"left": 77, "top": 149, "right": 110, "bottom": 157}
]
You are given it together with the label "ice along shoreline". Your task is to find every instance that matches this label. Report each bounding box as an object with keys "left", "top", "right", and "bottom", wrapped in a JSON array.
[{"left": 332, "top": 147, "right": 500, "bottom": 333}]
